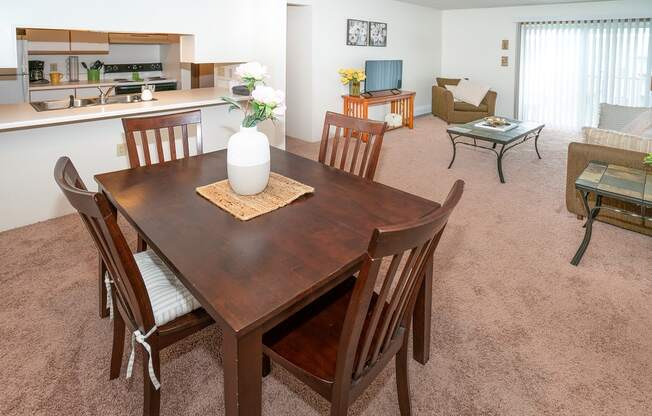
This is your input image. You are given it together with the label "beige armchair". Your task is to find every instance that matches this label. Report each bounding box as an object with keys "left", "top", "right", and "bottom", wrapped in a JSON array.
[{"left": 432, "top": 77, "right": 497, "bottom": 124}]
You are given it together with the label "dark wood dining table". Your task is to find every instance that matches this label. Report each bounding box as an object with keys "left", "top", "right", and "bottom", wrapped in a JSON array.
[{"left": 95, "top": 147, "right": 440, "bottom": 415}]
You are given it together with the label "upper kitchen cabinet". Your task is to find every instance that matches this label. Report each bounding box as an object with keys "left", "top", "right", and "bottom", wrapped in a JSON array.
[
  {"left": 70, "top": 31, "right": 109, "bottom": 53},
  {"left": 26, "top": 29, "right": 70, "bottom": 54},
  {"left": 108, "top": 33, "right": 178, "bottom": 44},
  {"left": 26, "top": 29, "right": 109, "bottom": 54}
]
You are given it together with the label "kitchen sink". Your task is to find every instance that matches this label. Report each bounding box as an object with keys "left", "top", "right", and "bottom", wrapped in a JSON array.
[{"left": 31, "top": 94, "right": 156, "bottom": 112}]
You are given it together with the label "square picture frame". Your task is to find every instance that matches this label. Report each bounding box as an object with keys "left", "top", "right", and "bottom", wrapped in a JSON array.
[
  {"left": 347, "top": 19, "right": 369, "bottom": 46},
  {"left": 369, "top": 21, "right": 388, "bottom": 47}
]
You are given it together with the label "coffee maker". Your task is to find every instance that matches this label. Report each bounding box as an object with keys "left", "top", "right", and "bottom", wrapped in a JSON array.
[{"left": 29, "top": 60, "right": 48, "bottom": 84}]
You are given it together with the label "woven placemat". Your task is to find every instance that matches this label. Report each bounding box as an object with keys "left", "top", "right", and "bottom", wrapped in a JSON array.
[{"left": 196, "top": 172, "right": 314, "bottom": 221}]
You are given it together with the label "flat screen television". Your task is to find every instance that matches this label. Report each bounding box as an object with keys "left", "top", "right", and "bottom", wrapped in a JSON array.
[{"left": 364, "top": 60, "right": 403, "bottom": 93}]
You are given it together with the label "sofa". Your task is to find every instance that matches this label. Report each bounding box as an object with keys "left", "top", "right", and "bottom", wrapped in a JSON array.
[
  {"left": 432, "top": 77, "right": 497, "bottom": 124},
  {"left": 566, "top": 104, "right": 652, "bottom": 236}
]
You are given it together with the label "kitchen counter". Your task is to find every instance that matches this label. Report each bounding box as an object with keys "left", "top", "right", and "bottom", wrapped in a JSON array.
[
  {"left": 29, "top": 78, "right": 178, "bottom": 91},
  {"left": 0, "top": 87, "right": 247, "bottom": 132}
]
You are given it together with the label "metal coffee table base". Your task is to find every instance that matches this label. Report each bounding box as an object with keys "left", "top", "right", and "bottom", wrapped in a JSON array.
[
  {"left": 571, "top": 190, "right": 651, "bottom": 266},
  {"left": 447, "top": 128, "right": 543, "bottom": 183}
]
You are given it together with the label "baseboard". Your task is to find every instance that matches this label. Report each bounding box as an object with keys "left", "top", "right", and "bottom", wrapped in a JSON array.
[{"left": 414, "top": 105, "right": 432, "bottom": 117}]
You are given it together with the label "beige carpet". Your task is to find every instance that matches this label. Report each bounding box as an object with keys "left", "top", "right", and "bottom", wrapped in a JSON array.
[{"left": 1, "top": 115, "right": 651, "bottom": 415}]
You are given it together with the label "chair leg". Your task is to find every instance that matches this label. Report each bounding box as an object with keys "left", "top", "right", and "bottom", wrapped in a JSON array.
[
  {"left": 262, "top": 354, "right": 271, "bottom": 377},
  {"left": 137, "top": 235, "right": 147, "bottom": 253},
  {"left": 330, "top": 388, "right": 350, "bottom": 416},
  {"left": 143, "top": 340, "right": 161, "bottom": 416},
  {"left": 396, "top": 339, "right": 412, "bottom": 416},
  {"left": 99, "top": 257, "right": 109, "bottom": 318},
  {"left": 110, "top": 312, "right": 126, "bottom": 380}
]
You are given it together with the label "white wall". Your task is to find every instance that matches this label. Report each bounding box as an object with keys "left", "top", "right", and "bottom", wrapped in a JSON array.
[
  {"left": 441, "top": 0, "right": 652, "bottom": 117},
  {"left": 289, "top": 0, "right": 442, "bottom": 142},
  {"left": 286, "top": 5, "right": 313, "bottom": 140}
]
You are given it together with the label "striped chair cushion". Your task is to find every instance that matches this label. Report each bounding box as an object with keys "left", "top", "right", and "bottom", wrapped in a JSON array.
[
  {"left": 134, "top": 250, "right": 201, "bottom": 326},
  {"left": 582, "top": 127, "right": 652, "bottom": 154}
]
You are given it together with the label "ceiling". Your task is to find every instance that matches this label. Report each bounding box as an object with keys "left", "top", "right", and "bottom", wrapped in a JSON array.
[{"left": 397, "top": 0, "right": 614, "bottom": 10}]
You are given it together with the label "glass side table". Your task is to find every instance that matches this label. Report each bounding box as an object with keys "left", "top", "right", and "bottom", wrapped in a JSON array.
[{"left": 571, "top": 161, "right": 652, "bottom": 265}]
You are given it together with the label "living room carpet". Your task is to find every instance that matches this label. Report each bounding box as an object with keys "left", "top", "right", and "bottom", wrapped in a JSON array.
[{"left": 1, "top": 115, "right": 650, "bottom": 415}]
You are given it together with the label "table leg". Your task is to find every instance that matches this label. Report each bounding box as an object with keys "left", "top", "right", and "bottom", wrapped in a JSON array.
[
  {"left": 447, "top": 133, "right": 457, "bottom": 169},
  {"left": 413, "top": 254, "right": 433, "bottom": 364},
  {"left": 497, "top": 144, "right": 507, "bottom": 183},
  {"left": 571, "top": 191, "right": 596, "bottom": 266},
  {"left": 534, "top": 128, "right": 543, "bottom": 159},
  {"left": 223, "top": 328, "right": 263, "bottom": 416}
]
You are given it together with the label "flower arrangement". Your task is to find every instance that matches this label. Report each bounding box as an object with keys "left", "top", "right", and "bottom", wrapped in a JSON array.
[
  {"left": 338, "top": 68, "right": 366, "bottom": 85},
  {"left": 222, "top": 62, "right": 286, "bottom": 128},
  {"left": 338, "top": 68, "right": 366, "bottom": 96},
  {"left": 645, "top": 153, "right": 652, "bottom": 166}
]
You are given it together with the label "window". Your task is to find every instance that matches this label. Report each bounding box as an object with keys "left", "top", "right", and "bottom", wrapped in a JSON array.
[{"left": 517, "top": 18, "right": 652, "bottom": 129}]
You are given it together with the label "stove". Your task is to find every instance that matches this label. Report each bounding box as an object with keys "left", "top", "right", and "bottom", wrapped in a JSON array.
[{"left": 104, "top": 63, "right": 177, "bottom": 94}]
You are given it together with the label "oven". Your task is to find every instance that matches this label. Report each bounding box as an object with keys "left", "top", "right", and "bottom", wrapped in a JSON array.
[{"left": 115, "top": 81, "right": 177, "bottom": 95}]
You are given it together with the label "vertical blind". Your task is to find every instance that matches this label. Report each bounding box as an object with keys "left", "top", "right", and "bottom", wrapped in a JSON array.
[{"left": 517, "top": 18, "right": 652, "bottom": 129}]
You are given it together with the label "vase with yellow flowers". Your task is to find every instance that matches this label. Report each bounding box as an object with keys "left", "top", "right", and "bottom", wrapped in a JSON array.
[{"left": 338, "top": 68, "right": 366, "bottom": 97}]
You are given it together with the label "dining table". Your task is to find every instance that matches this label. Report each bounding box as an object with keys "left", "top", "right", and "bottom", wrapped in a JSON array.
[{"left": 95, "top": 147, "right": 440, "bottom": 415}]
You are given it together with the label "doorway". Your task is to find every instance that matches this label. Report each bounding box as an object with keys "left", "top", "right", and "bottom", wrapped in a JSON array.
[{"left": 286, "top": 4, "right": 312, "bottom": 141}]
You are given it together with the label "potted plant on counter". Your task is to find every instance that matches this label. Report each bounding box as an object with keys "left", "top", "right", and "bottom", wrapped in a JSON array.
[
  {"left": 645, "top": 153, "right": 652, "bottom": 167},
  {"left": 222, "top": 62, "right": 286, "bottom": 195}
]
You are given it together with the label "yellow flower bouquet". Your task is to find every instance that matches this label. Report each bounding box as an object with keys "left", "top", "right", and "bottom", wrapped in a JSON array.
[{"left": 338, "top": 68, "right": 366, "bottom": 96}]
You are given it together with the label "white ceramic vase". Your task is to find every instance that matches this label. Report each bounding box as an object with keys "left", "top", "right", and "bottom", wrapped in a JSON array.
[{"left": 227, "top": 125, "right": 270, "bottom": 195}]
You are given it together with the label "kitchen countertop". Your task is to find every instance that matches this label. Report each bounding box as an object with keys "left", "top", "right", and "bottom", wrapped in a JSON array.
[
  {"left": 29, "top": 79, "right": 178, "bottom": 91},
  {"left": 0, "top": 87, "right": 247, "bottom": 132}
]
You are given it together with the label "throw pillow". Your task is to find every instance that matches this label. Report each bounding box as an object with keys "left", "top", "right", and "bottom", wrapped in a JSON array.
[
  {"left": 582, "top": 127, "right": 652, "bottom": 153},
  {"left": 452, "top": 79, "right": 490, "bottom": 107},
  {"left": 598, "top": 103, "right": 652, "bottom": 137}
]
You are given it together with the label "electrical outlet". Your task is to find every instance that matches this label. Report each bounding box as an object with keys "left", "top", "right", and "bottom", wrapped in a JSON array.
[{"left": 116, "top": 143, "right": 126, "bottom": 157}]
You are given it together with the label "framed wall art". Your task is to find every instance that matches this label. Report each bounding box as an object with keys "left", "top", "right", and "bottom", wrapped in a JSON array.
[
  {"left": 347, "top": 19, "right": 369, "bottom": 46},
  {"left": 369, "top": 21, "right": 388, "bottom": 47}
]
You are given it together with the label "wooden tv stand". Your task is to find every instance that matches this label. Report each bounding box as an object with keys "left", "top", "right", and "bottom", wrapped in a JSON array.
[{"left": 342, "top": 90, "right": 415, "bottom": 130}]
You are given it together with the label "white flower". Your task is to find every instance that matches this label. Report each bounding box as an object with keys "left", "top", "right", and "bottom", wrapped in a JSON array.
[
  {"left": 251, "top": 86, "right": 285, "bottom": 106},
  {"left": 235, "top": 61, "right": 268, "bottom": 81},
  {"left": 272, "top": 104, "right": 286, "bottom": 117}
]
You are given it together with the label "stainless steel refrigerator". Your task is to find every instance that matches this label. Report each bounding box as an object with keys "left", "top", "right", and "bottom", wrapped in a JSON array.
[{"left": 0, "top": 39, "right": 28, "bottom": 104}]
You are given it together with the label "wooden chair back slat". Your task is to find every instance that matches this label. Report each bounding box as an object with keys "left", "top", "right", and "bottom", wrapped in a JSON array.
[
  {"left": 318, "top": 111, "right": 387, "bottom": 181},
  {"left": 353, "top": 251, "right": 403, "bottom": 377},
  {"left": 349, "top": 131, "right": 363, "bottom": 174},
  {"left": 168, "top": 126, "right": 177, "bottom": 160},
  {"left": 121, "top": 110, "right": 202, "bottom": 168},
  {"left": 181, "top": 124, "right": 190, "bottom": 158},
  {"left": 141, "top": 131, "right": 152, "bottom": 166},
  {"left": 54, "top": 157, "right": 156, "bottom": 333},
  {"left": 334, "top": 180, "right": 465, "bottom": 386},
  {"left": 154, "top": 129, "right": 164, "bottom": 162}
]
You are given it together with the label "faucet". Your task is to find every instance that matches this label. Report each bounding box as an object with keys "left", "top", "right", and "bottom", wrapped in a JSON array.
[{"left": 97, "top": 86, "right": 115, "bottom": 104}]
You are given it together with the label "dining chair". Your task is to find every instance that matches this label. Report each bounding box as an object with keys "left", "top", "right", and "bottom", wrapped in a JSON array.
[
  {"left": 318, "top": 111, "right": 387, "bottom": 181},
  {"left": 262, "top": 180, "right": 465, "bottom": 416},
  {"left": 54, "top": 156, "right": 214, "bottom": 416},
  {"left": 121, "top": 109, "right": 203, "bottom": 169}
]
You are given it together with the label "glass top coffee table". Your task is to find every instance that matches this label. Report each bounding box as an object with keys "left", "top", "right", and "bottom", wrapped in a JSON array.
[
  {"left": 571, "top": 161, "right": 652, "bottom": 265},
  {"left": 446, "top": 118, "right": 545, "bottom": 183}
]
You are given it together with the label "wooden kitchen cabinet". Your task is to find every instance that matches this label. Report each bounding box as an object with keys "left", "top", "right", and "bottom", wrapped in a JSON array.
[
  {"left": 108, "top": 33, "right": 176, "bottom": 44},
  {"left": 26, "top": 29, "right": 70, "bottom": 53},
  {"left": 70, "top": 31, "right": 109, "bottom": 53}
]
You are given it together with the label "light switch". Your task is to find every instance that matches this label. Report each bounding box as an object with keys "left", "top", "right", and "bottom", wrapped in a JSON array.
[{"left": 501, "top": 56, "right": 509, "bottom": 67}]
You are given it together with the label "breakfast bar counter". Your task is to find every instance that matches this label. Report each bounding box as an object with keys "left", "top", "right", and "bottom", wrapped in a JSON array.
[{"left": 0, "top": 87, "right": 246, "bottom": 132}]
